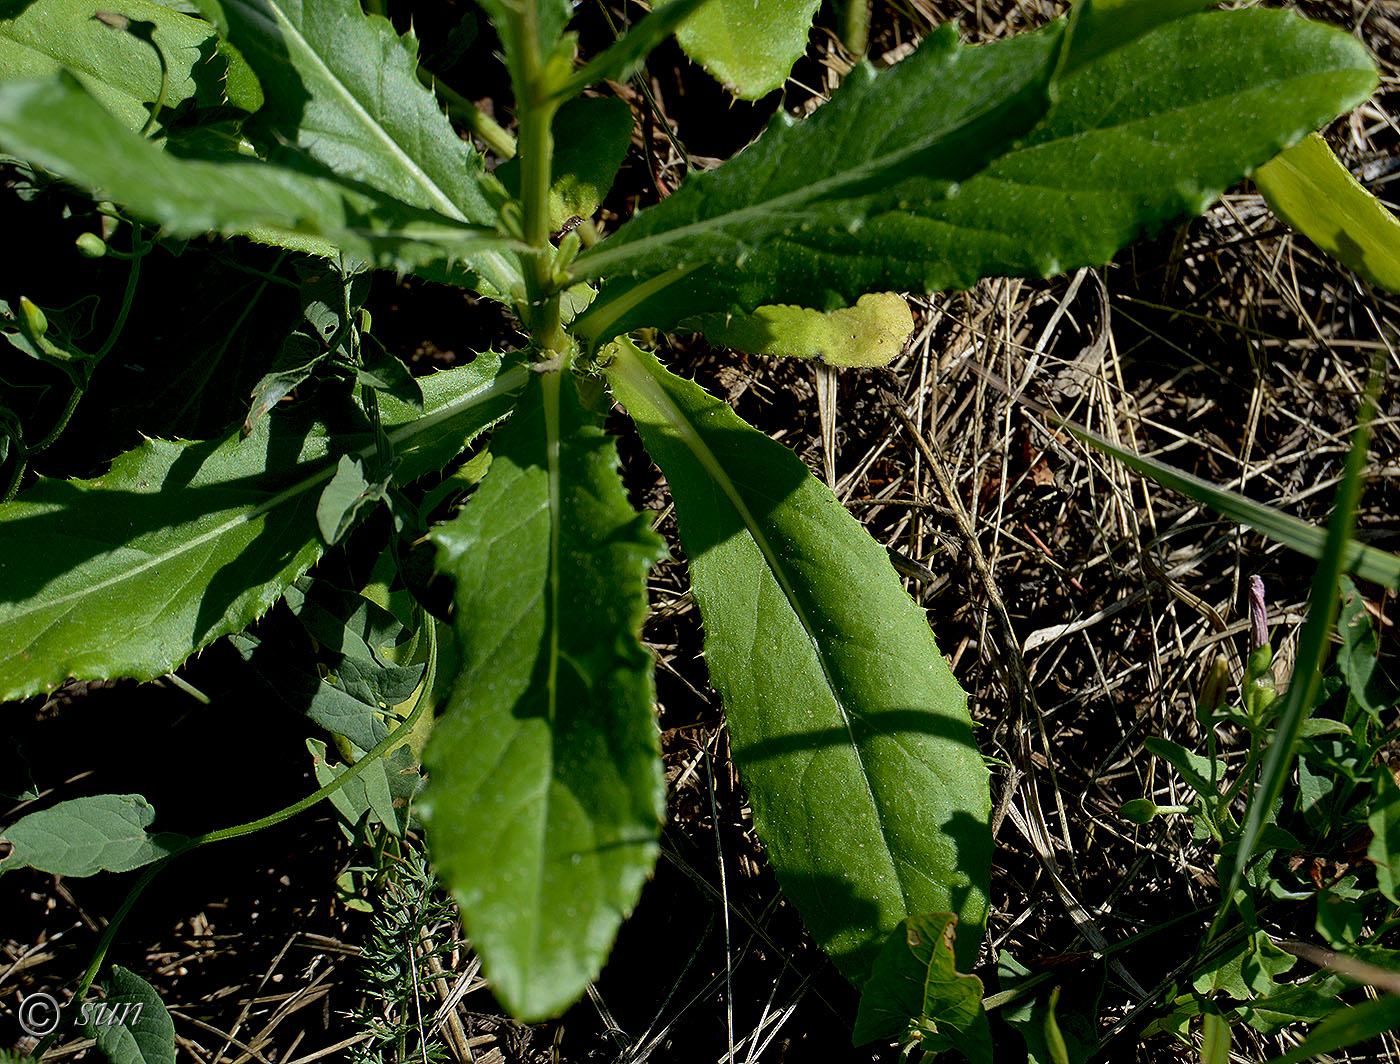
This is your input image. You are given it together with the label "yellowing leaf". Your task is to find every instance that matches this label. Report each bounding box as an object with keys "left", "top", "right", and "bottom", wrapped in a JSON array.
[
  {"left": 1256, "top": 132, "right": 1400, "bottom": 292},
  {"left": 691, "top": 292, "right": 914, "bottom": 367}
]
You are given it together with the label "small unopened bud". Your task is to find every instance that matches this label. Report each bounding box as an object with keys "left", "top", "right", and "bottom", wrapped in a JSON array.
[
  {"left": 1197, "top": 655, "right": 1229, "bottom": 719},
  {"left": 18, "top": 296, "right": 47, "bottom": 336},
  {"left": 76, "top": 232, "right": 106, "bottom": 258},
  {"left": 1120, "top": 798, "right": 1189, "bottom": 825},
  {"left": 1249, "top": 575, "right": 1268, "bottom": 652},
  {"left": 1120, "top": 798, "right": 1160, "bottom": 825}
]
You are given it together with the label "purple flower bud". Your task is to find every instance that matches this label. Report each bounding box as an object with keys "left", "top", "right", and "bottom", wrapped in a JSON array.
[{"left": 1249, "top": 575, "right": 1268, "bottom": 651}]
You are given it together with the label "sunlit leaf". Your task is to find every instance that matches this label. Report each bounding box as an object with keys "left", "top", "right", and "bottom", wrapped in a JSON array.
[
  {"left": 1256, "top": 133, "right": 1400, "bottom": 292},
  {"left": 0, "top": 795, "right": 185, "bottom": 876},
  {"left": 422, "top": 371, "right": 667, "bottom": 1021},
  {"left": 606, "top": 338, "right": 990, "bottom": 980}
]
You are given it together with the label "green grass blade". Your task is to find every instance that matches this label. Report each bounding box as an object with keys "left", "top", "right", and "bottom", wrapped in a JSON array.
[
  {"left": 1066, "top": 424, "right": 1399, "bottom": 591},
  {"left": 1268, "top": 995, "right": 1400, "bottom": 1064},
  {"left": 1223, "top": 388, "right": 1376, "bottom": 907}
]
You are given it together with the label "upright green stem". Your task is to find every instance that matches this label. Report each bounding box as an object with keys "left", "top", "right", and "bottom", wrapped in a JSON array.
[{"left": 509, "top": 0, "right": 568, "bottom": 362}]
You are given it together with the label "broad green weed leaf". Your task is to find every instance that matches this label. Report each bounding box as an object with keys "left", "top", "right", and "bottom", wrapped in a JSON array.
[
  {"left": 243, "top": 334, "right": 325, "bottom": 436},
  {"left": 575, "top": 23, "right": 1058, "bottom": 341},
  {"left": 284, "top": 578, "right": 410, "bottom": 667},
  {"left": 1316, "top": 890, "right": 1364, "bottom": 948},
  {"left": 1338, "top": 576, "right": 1393, "bottom": 718},
  {"left": 1256, "top": 133, "right": 1400, "bottom": 293},
  {"left": 1144, "top": 737, "right": 1225, "bottom": 805},
  {"left": 201, "top": 0, "right": 521, "bottom": 293},
  {"left": 421, "top": 371, "right": 667, "bottom": 1021},
  {"left": 497, "top": 96, "right": 634, "bottom": 231},
  {"left": 0, "top": 77, "right": 518, "bottom": 273},
  {"left": 1058, "top": 0, "right": 1211, "bottom": 80},
  {"left": 205, "top": 0, "right": 498, "bottom": 225},
  {"left": 0, "top": 355, "right": 526, "bottom": 702},
  {"left": 854, "top": 914, "right": 989, "bottom": 1061},
  {"left": 308, "top": 736, "right": 418, "bottom": 835},
  {"left": 0, "top": 0, "right": 255, "bottom": 132},
  {"left": 1194, "top": 930, "right": 1296, "bottom": 998},
  {"left": 1367, "top": 767, "right": 1400, "bottom": 905},
  {"left": 605, "top": 338, "right": 990, "bottom": 979},
  {"left": 1238, "top": 975, "right": 1347, "bottom": 1036},
  {"left": 82, "top": 966, "right": 175, "bottom": 1064},
  {"left": 664, "top": 0, "right": 820, "bottom": 99},
  {"left": 0, "top": 795, "right": 185, "bottom": 876},
  {"left": 690, "top": 292, "right": 913, "bottom": 367},
  {"left": 577, "top": 11, "right": 1375, "bottom": 341}
]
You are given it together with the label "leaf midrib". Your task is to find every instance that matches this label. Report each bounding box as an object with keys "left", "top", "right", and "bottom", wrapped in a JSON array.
[
  {"left": 3, "top": 366, "right": 528, "bottom": 626},
  {"left": 575, "top": 44, "right": 1354, "bottom": 280},
  {"left": 230, "top": 0, "right": 467, "bottom": 221},
  {"left": 618, "top": 348, "right": 912, "bottom": 902}
]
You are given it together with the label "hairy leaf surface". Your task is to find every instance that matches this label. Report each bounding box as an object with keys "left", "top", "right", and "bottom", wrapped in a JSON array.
[
  {"left": 0, "top": 356, "right": 527, "bottom": 702},
  {"left": 422, "top": 371, "right": 666, "bottom": 1022},
  {"left": 577, "top": 10, "right": 1375, "bottom": 340},
  {"left": 204, "top": 0, "right": 521, "bottom": 293},
  {"left": 0, "top": 77, "right": 518, "bottom": 272},
  {"left": 605, "top": 339, "right": 990, "bottom": 979}
]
